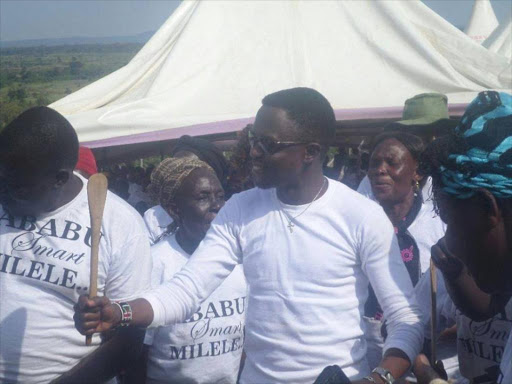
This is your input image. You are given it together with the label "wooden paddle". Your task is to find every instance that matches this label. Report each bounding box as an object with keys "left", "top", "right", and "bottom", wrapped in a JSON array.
[
  {"left": 429, "top": 258, "right": 449, "bottom": 380},
  {"left": 430, "top": 258, "right": 438, "bottom": 365},
  {"left": 85, "top": 173, "right": 108, "bottom": 346}
]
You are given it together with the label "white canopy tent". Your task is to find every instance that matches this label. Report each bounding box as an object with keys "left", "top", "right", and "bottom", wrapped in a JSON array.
[
  {"left": 464, "top": 0, "right": 499, "bottom": 44},
  {"left": 51, "top": 0, "right": 511, "bottom": 150},
  {"left": 483, "top": 18, "right": 512, "bottom": 59}
]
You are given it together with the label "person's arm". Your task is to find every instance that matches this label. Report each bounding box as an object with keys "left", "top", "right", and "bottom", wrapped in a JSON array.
[
  {"left": 50, "top": 327, "right": 145, "bottom": 384},
  {"left": 359, "top": 208, "right": 424, "bottom": 381},
  {"left": 123, "top": 343, "right": 150, "bottom": 384},
  {"left": 431, "top": 237, "right": 510, "bottom": 321},
  {"left": 64, "top": 216, "right": 153, "bottom": 382},
  {"left": 74, "top": 196, "right": 243, "bottom": 333}
]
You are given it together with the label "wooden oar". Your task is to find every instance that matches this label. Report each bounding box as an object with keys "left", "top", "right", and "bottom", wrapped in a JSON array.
[
  {"left": 430, "top": 258, "right": 438, "bottom": 365},
  {"left": 86, "top": 173, "right": 108, "bottom": 346}
]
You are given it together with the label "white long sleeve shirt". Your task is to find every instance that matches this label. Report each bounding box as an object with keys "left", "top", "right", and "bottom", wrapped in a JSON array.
[{"left": 142, "top": 179, "right": 423, "bottom": 383}]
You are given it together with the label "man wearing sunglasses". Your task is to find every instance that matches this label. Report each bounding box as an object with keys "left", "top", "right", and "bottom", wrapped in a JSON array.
[{"left": 74, "top": 87, "right": 423, "bottom": 384}]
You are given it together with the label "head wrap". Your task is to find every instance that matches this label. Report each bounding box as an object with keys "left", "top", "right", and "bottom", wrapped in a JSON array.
[
  {"left": 76, "top": 146, "right": 97, "bottom": 177},
  {"left": 148, "top": 157, "right": 214, "bottom": 210},
  {"left": 171, "top": 135, "right": 228, "bottom": 185},
  {"left": 439, "top": 91, "right": 512, "bottom": 199}
]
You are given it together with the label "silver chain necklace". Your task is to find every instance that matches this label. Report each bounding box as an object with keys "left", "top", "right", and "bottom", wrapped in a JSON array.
[{"left": 278, "top": 177, "right": 327, "bottom": 233}]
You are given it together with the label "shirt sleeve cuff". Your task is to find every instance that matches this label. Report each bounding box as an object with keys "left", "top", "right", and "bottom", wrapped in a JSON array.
[
  {"left": 382, "top": 339, "right": 420, "bottom": 365},
  {"left": 140, "top": 291, "right": 167, "bottom": 328}
]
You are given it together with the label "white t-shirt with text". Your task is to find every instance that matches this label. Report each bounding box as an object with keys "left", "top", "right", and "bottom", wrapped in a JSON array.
[
  {"left": 446, "top": 297, "right": 512, "bottom": 384},
  {"left": 145, "top": 234, "right": 247, "bottom": 384},
  {"left": 142, "top": 179, "right": 424, "bottom": 384},
  {"left": 417, "top": 268, "right": 512, "bottom": 384},
  {"left": 0, "top": 174, "right": 152, "bottom": 383}
]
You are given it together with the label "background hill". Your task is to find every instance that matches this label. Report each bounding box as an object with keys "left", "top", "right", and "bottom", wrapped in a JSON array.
[{"left": 0, "top": 31, "right": 153, "bottom": 49}]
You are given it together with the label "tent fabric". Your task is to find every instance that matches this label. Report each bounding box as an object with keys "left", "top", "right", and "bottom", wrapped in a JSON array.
[
  {"left": 50, "top": 0, "right": 512, "bottom": 148},
  {"left": 464, "top": 0, "right": 499, "bottom": 44},
  {"left": 483, "top": 18, "right": 512, "bottom": 59}
]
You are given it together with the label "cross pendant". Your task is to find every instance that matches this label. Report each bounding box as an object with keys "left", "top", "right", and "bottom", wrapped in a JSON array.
[{"left": 287, "top": 221, "right": 294, "bottom": 233}]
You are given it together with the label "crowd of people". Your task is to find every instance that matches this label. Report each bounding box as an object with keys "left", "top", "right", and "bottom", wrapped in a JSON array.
[{"left": 0, "top": 87, "right": 510, "bottom": 384}]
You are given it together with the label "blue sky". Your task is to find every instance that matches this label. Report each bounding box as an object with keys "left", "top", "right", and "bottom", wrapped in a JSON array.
[{"left": 0, "top": 0, "right": 510, "bottom": 42}]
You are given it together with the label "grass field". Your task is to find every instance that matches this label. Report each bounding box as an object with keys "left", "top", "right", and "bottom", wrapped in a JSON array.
[{"left": 0, "top": 43, "right": 142, "bottom": 129}]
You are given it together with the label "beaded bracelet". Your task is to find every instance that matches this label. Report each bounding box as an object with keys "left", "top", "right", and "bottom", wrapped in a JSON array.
[{"left": 112, "top": 301, "right": 132, "bottom": 327}]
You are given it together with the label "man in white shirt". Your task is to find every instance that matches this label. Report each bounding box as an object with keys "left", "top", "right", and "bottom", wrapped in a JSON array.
[
  {"left": 74, "top": 87, "right": 423, "bottom": 384},
  {"left": 0, "top": 107, "right": 152, "bottom": 383}
]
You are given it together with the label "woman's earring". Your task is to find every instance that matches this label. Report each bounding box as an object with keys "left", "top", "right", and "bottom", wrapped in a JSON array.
[{"left": 414, "top": 180, "right": 420, "bottom": 196}]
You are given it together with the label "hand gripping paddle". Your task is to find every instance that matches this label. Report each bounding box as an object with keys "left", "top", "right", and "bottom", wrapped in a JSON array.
[{"left": 85, "top": 173, "right": 108, "bottom": 346}]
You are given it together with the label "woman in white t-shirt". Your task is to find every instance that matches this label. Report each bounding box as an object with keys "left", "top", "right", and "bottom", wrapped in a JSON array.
[
  {"left": 128, "top": 157, "right": 246, "bottom": 384},
  {"left": 362, "top": 131, "right": 461, "bottom": 380}
]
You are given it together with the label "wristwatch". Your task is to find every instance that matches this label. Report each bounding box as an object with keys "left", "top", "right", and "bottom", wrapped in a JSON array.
[{"left": 372, "top": 367, "right": 395, "bottom": 384}]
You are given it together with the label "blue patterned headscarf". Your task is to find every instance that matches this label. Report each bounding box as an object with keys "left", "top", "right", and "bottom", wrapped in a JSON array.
[{"left": 440, "top": 91, "right": 512, "bottom": 199}]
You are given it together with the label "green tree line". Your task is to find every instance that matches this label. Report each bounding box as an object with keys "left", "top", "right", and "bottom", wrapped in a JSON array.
[{"left": 0, "top": 43, "right": 142, "bottom": 130}]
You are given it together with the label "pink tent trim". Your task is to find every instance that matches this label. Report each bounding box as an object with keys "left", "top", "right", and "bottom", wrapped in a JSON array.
[{"left": 82, "top": 103, "right": 468, "bottom": 148}]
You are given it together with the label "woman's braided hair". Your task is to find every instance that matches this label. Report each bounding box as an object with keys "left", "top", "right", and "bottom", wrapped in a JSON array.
[{"left": 148, "top": 157, "right": 214, "bottom": 239}]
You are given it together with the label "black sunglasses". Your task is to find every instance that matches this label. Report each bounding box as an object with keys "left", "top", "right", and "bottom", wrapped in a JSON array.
[{"left": 248, "top": 130, "right": 309, "bottom": 155}]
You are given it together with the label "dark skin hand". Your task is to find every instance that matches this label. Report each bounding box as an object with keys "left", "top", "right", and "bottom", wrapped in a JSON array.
[
  {"left": 411, "top": 353, "right": 447, "bottom": 384},
  {"left": 432, "top": 237, "right": 510, "bottom": 321}
]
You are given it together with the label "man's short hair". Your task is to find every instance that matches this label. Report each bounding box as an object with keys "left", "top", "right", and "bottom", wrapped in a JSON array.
[
  {"left": 262, "top": 87, "right": 336, "bottom": 152},
  {"left": 0, "top": 106, "right": 79, "bottom": 172}
]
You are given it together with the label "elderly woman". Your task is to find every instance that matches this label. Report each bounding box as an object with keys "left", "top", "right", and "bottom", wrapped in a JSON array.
[
  {"left": 362, "top": 131, "right": 459, "bottom": 379},
  {"left": 144, "top": 135, "right": 229, "bottom": 244},
  {"left": 420, "top": 91, "right": 512, "bottom": 384},
  {"left": 365, "top": 131, "right": 445, "bottom": 300},
  {"left": 133, "top": 157, "right": 247, "bottom": 384}
]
